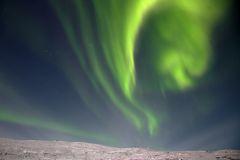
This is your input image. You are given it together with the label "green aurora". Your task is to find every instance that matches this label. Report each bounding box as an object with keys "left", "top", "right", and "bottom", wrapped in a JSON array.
[
  {"left": 0, "top": 109, "right": 115, "bottom": 144},
  {"left": 0, "top": 0, "right": 229, "bottom": 145},
  {"left": 51, "top": 0, "right": 228, "bottom": 135}
]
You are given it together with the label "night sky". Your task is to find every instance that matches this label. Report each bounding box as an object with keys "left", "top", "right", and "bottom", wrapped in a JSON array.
[{"left": 0, "top": 0, "right": 240, "bottom": 150}]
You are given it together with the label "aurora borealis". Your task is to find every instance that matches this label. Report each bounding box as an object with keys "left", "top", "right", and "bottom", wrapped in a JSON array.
[{"left": 0, "top": 0, "right": 240, "bottom": 149}]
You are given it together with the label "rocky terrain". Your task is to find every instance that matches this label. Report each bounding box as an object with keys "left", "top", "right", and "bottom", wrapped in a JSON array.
[{"left": 0, "top": 138, "right": 239, "bottom": 160}]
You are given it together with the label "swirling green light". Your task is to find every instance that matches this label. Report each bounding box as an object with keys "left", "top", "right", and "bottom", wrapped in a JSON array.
[
  {"left": 148, "top": 0, "right": 229, "bottom": 91},
  {"left": 50, "top": 0, "right": 228, "bottom": 135}
]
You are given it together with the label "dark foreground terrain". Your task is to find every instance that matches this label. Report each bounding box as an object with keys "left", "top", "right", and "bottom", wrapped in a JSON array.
[{"left": 0, "top": 138, "right": 239, "bottom": 160}]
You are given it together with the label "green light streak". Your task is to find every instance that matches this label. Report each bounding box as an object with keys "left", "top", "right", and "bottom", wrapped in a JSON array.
[
  {"left": 93, "top": 0, "right": 157, "bottom": 98},
  {"left": 0, "top": 78, "right": 116, "bottom": 145},
  {"left": 0, "top": 109, "right": 115, "bottom": 144},
  {"left": 51, "top": 0, "right": 157, "bottom": 133}
]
